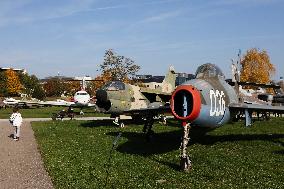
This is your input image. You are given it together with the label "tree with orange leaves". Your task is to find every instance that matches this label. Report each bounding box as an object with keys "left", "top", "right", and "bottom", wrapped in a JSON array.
[
  {"left": 240, "top": 48, "right": 275, "bottom": 84},
  {"left": 65, "top": 81, "right": 81, "bottom": 96},
  {"left": 5, "top": 69, "right": 22, "bottom": 96},
  {"left": 93, "top": 71, "right": 112, "bottom": 91}
]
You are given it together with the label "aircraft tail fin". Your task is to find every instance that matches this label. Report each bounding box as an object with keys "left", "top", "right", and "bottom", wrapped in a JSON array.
[{"left": 159, "top": 66, "right": 176, "bottom": 93}]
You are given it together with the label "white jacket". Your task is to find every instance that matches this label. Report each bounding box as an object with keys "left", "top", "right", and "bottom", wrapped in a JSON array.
[{"left": 9, "top": 113, "right": 23, "bottom": 127}]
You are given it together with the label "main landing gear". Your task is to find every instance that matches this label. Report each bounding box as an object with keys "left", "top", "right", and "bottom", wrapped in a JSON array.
[
  {"left": 180, "top": 123, "right": 192, "bottom": 172},
  {"left": 113, "top": 117, "right": 125, "bottom": 128},
  {"left": 142, "top": 115, "right": 154, "bottom": 141}
]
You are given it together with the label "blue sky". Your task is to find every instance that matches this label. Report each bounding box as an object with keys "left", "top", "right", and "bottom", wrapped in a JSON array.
[{"left": 0, "top": 0, "right": 283, "bottom": 79}]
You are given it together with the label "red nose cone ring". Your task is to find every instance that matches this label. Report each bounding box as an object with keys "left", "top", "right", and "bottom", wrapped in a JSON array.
[{"left": 170, "top": 85, "right": 201, "bottom": 122}]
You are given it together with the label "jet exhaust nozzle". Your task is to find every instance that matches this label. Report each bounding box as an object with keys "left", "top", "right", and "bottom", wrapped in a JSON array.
[
  {"left": 96, "top": 89, "right": 108, "bottom": 102},
  {"left": 96, "top": 89, "right": 111, "bottom": 111}
]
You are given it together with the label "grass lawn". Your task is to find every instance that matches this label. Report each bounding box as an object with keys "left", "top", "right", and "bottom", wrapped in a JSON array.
[
  {"left": 0, "top": 107, "right": 107, "bottom": 119},
  {"left": 32, "top": 119, "right": 284, "bottom": 189}
]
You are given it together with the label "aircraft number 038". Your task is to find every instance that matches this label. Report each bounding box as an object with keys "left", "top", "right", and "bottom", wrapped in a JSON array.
[{"left": 210, "top": 89, "right": 226, "bottom": 116}]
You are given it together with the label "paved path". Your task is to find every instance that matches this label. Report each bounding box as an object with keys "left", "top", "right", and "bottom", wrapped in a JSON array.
[
  {"left": 0, "top": 120, "right": 54, "bottom": 189},
  {"left": 0, "top": 117, "right": 118, "bottom": 189}
]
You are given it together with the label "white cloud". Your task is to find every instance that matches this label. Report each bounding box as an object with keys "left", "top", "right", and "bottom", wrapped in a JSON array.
[{"left": 0, "top": 0, "right": 126, "bottom": 27}]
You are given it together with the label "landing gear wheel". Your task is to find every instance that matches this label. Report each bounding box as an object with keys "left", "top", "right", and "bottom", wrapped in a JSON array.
[
  {"left": 161, "top": 116, "right": 167, "bottom": 125},
  {"left": 119, "top": 122, "right": 125, "bottom": 128},
  {"left": 180, "top": 155, "right": 192, "bottom": 172},
  {"left": 143, "top": 115, "right": 154, "bottom": 141}
]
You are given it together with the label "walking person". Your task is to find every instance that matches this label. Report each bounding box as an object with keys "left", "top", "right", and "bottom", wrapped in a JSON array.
[{"left": 9, "top": 107, "right": 23, "bottom": 141}]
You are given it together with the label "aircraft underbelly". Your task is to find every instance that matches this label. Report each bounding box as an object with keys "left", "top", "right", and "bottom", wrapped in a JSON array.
[{"left": 192, "top": 105, "right": 230, "bottom": 128}]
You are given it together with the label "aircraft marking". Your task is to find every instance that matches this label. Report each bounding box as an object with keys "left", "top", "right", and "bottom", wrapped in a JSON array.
[{"left": 210, "top": 89, "right": 226, "bottom": 116}]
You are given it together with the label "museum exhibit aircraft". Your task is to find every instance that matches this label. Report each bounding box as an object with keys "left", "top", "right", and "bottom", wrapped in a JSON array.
[
  {"left": 226, "top": 80, "right": 284, "bottom": 104},
  {"left": 95, "top": 67, "right": 176, "bottom": 127},
  {"left": 170, "top": 63, "right": 284, "bottom": 171},
  {"left": 41, "top": 79, "right": 97, "bottom": 114}
]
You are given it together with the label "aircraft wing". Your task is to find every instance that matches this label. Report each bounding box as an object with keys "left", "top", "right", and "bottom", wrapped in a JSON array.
[
  {"left": 123, "top": 104, "right": 171, "bottom": 116},
  {"left": 39, "top": 100, "right": 74, "bottom": 106},
  {"left": 226, "top": 80, "right": 281, "bottom": 89},
  {"left": 140, "top": 88, "right": 172, "bottom": 102},
  {"left": 40, "top": 101, "right": 97, "bottom": 108},
  {"left": 229, "top": 103, "right": 284, "bottom": 113}
]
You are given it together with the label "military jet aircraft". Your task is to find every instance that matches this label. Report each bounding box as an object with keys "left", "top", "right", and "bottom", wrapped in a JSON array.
[
  {"left": 170, "top": 63, "right": 284, "bottom": 171},
  {"left": 95, "top": 67, "right": 176, "bottom": 127},
  {"left": 226, "top": 80, "right": 284, "bottom": 104}
]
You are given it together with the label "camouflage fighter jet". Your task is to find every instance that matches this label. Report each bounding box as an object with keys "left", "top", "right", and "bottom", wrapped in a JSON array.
[
  {"left": 95, "top": 67, "right": 176, "bottom": 128},
  {"left": 170, "top": 63, "right": 284, "bottom": 171}
]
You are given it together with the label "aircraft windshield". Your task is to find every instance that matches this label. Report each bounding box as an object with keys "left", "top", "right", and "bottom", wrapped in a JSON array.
[
  {"left": 102, "top": 81, "right": 125, "bottom": 91},
  {"left": 195, "top": 63, "right": 225, "bottom": 79}
]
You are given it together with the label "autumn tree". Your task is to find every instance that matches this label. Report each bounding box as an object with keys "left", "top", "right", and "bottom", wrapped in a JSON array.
[
  {"left": 65, "top": 81, "right": 81, "bottom": 96},
  {"left": 93, "top": 71, "right": 112, "bottom": 91},
  {"left": 43, "top": 78, "right": 65, "bottom": 97},
  {"left": 100, "top": 49, "right": 140, "bottom": 82},
  {"left": 5, "top": 69, "right": 22, "bottom": 96},
  {"left": 240, "top": 48, "right": 275, "bottom": 84}
]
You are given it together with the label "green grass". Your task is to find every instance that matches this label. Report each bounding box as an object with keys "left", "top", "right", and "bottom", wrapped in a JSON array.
[
  {"left": 32, "top": 119, "right": 284, "bottom": 189},
  {"left": 0, "top": 107, "right": 107, "bottom": 119}
]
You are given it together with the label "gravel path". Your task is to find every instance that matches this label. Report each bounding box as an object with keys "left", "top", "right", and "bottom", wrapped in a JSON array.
[{"left": 0, "top": 120, "right": 54, "bottom": 189}]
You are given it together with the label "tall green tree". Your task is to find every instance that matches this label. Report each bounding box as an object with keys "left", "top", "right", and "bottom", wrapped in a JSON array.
[
  {"left": 100, "top": 49, "right": 140, "bottom": 82},
  {"left": 33, "top": 84, "right": 46, "bottom": 100},
  {"left": 0, "top": 72, "right": 8, "bottom": 96},
  {"left": 18, "top": 73, "right": 46, "bottom": 100},
  {"left": 240, "top": 48, "right": 275, "bottom": 84}
]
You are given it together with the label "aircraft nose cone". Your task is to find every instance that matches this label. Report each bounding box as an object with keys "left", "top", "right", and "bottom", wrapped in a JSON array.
[
  {"left": 96, "top": 89, "right": 111, "bottom": 111},
  {"left": 96, "top": 89, "right": 108, "bottom": 102}
]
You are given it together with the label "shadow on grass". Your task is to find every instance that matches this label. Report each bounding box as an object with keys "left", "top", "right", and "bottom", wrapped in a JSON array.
[
  {"left": 78, "top": 119, "right": 145, "bottom": 128},
  {"left": 107, "top": 129, "right": 284, "bottom": 156},
  {"left": 110, "top": 130, "right": 182, "bottom": 156},
  {"left": 192, "top": 133, "right": 284, "bottom": 146}
]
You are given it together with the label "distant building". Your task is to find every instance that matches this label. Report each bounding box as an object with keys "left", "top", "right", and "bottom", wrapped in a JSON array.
[
  {"left": 40, "top": 76, "right": 74, "bottom": 84},
  {"left": 0, "top": 67, "right": 27, "bottom": 74},
  {"left": 74, "top": 76, "right": 93, "bottom": 81},
  {"left": 135, "top": 75, "right": 152, "bottom": 80},
  {"left": 175, "top": 73, "right": 195, "bottom": 86}
]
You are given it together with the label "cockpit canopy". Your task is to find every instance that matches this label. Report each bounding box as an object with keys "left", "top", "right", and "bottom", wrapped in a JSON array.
[
  {"left": 102, "top": 81, "right": 125, "bottom": 91},
  {"left": 75, "top": 91, "right": 88, "bottom": 96},
  {"left": 195, "top": 63, "right": 225, "bottom": 79}
]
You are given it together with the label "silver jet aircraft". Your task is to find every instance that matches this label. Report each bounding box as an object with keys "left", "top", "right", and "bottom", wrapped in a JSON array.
[{"left": 170, "top": 63, "right": 284, "bottom": 171}]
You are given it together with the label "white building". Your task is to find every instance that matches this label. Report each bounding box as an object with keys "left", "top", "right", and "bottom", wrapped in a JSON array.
[{"left": 0, "top": 67, "right": 27, "bottom": 74}]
